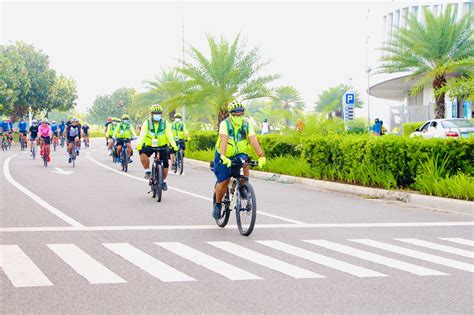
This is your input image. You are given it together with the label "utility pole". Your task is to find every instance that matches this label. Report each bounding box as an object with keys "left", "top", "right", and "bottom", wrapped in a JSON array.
[{"left": 181, "top": 12, "right": 186, "bottom": 126}]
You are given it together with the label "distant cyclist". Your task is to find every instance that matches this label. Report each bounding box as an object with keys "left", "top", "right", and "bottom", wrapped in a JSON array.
[
  {"left": 113, "top": 114, "right": 137, "bottom": 163},
  {"left": 135, "top": 104, "right": 178, "bottom": 189},
  {"left": 39, "top": 118, "right": 52, "bottom": 162},
  {"left": 51, "top": 120, "right": 59, "bottom": 138},
  {"left": 106, "top": 118, "right": 119, "bottom": 155},
  {"left": 66, "top": 118, "right": 82, "bottom": 163},
  {"left": 82, "top": 122, "right": 90, "bottom": 146},
  {"left": 17, "top": 117, "right": 28, "bottom": 139},
  {"left": 28, "top": 119, "right": 39, "bottom": 155},
  {"left": 170, "top": 113, "right": 190, "bottom": 171},
  {"left": 105, "top": 117, "right": 112, "bottom": 146},
  {"left": 2, "top": 118, "right": 13, "bottom": 143},
  {"left": 212, "top": 101, "right": 266, "bottom": 219}
]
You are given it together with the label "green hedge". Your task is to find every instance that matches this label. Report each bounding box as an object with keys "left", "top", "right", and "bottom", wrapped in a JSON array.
[
  {"left": 402, "top": 122, "right": 424, "bottom": 136},
  {"left": 188, "top": 133, "right": 474, "bottom": 189}
]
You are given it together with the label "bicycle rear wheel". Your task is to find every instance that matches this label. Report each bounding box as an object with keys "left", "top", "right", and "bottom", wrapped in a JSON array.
[
  {"left": 32, "top": 144, "right": 36, "bottom": 159},
  {"left": 121, "top": 148, "right": 128, "bottom": 172},
  {"left": 214, "top": 189, "right": 231, "bottom": 227},
  {"left": 235, "top": 183, "right": 257, "bottom": 236},
  {"left": 178, "top": 150, "right": 184, "bottom": 175},
  {"left": 156, "top": 163, "right": 163, "bottom": 202}
]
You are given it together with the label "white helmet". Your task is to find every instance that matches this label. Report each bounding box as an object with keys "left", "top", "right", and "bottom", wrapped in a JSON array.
[
  {"left": 42, "top": 118, "right": 48, "bottom": 124},
  {"left": 32, "top": 119, "right": 38, "bottom": 125}
]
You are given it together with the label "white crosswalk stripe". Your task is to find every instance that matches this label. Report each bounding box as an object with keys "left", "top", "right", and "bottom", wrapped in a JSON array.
[
  {"left": 305, "top": 240, "right": 447, "bottom": 276},
  {"left": 208, "top": 241, "right": 324, "bottom": 279},
  {"left": 396, "top": 239, "right": 474, "bottom": 259},
  {"left": 439, "top": 238, "right": 474, "bottom": 247},
  {"left": 351, "top": 239, "right": 474, "bottom": 273},
  {"left": 257, "top": 240, "right": 387, "bottom": 277},
  {"left": 48, "top": 244, "right": 126, "bottom": 284},
  {"left": 103, "top": 243, "right": 195, "bottom": 282},
  {"left": 156, "top": 242, "right": 261, "bottom": 280},
  {"left": 0, "top": 245, "right": 53, "bottom": 287}
]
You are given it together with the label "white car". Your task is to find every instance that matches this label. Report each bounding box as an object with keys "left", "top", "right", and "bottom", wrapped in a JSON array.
[{"left": 410, "top": 118, "right": 474, "bottom": 139}]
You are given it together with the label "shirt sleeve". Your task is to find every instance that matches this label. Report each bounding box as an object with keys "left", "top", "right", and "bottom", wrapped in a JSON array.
[
  {"left": 112, "top": 126, "right": 118, "bottom": 138},
  {"left": 219, "top": 121, "right": 227, "bottom": 136},
  {"left": 136, "top": 121, "right": 148, "bottom": 147}
]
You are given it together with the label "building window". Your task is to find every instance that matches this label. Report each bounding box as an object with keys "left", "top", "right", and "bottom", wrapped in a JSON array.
[{"left": 402, "top": 7, "right": 409, "bottom": 28}]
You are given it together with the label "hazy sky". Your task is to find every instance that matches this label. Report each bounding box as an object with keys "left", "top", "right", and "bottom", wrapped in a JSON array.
[{"left": 1, "top": 0, "right": 452, "bottom": 121}]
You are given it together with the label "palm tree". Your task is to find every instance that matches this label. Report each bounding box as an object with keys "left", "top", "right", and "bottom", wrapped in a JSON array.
[
  {"left": 173, "top": 34, "right": 279, "bottom": 127},
  {"left": 271, "top": 86, "right": 305, "bottom": 126},
  {"left": 379, "top": 5, "right": 473, "bottom": 118},
  {"left": 314, "top": 84, "right": 363, "bottom": 118}
]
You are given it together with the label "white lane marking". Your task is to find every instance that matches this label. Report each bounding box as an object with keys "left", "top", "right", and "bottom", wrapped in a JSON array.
[
  {"left": 208, "top": 241, "right": 324, "bottom": 279},
  {"left": 156, "top": 242, "right": 261, "bottom": 280},
  {"left": 47, "top": 244, "right": 126, "bottom": 284},
  {"left": 440, "top": 238, "right": 474, "bottom": 247},
  {"left": 87, "top": 156, "right": 306, "bottom": 225},
  {"left": 0, "top": 245, "right": 53, "bottom": 287},
  {"left": 1, "top": 222, "right": 473, "bottom": 233},
  {"left": 396, "top": 239, "right": 474, "bottom": 259},
  {"left": 3, "top": 155, "right": 84, "bottom": 227},
  {"left": 52, "top": 167, "right": 74, "bottom": 176},
  {"left": 103, "top": 243, "right": 195, "bottom": 282},
  {"left": 257, "top": 240, "right": 386, "bottom": 278},
  {"left": 351, "top": 239, "right": 474, "bottom": 273},
  {"left": 305, "top": 240, "right": 447, "bottom": 276}
]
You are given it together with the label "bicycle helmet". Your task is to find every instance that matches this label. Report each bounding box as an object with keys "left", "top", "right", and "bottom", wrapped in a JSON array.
[
  {"left": 228, "top": 100, "right": 245, "bottom": 113},
  {"left": 52, "top": 120, "right": 56, "bottom": 124},
  {"left": 112, "top": 117, "right": 120, "bottom": 123},
  {"left": 174, "top": 113, "right": 182, "bottom": 119},
  {"left": 150, "top": 104, "right": 163, "bottom": 113},
  {"left": 32, "top": 119, "right": 38, "bottom": 125},
  {"left": 107, "top": 117, "right": 112, "bottom": 122},
  {"left": 72, "top": 117, "right": 79, "bottom": 122},
  {"left": 121, "top": 114, "right": 130, "bottom": 120},
  {"left": 42, "top": 118, "right": 48, "bottom": 124}
]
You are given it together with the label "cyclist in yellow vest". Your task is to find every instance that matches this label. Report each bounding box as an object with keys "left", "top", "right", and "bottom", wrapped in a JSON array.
[
  {"left": 213, "top": 100, "right": 266, "bottom": 219},
  {"left": 170, "top": 113, "right": 190, "bottom": 171},
  {"left": 136, "top": 104, "right": 178, "bottom": 189},
  {"left": 113, "top": 114, "right": 137, "bottom": 163},
  {"left": 106, "top": 117, "right": 119, "bottom": 155}
]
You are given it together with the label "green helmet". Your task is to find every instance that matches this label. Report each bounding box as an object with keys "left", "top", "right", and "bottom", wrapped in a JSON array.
[
  {"left": 174, "top": 113, "right": 182, "bottom": 119},
  {"left": 121, "top": 114, "right": 130, "bottom": 120},
  {"left": 150, "top": 104, "right": 162, "bottom": 113},
  {"left": 228, "top": 100, "right": 245, "bottom": 113}
]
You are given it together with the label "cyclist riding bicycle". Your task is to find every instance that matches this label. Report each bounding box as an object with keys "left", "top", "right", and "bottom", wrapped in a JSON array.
[
  {"left": 105, "top": 117, "right": 113, "bottom": 145},
  {"left": 2, "top": 118, "right": 14, "bottom": 143},
  {"left": 28, "top": 119, "right": 39, "bottom": 154},
  {"left": 169, "top": 113, "right": 190, "bottom": 171},
  {"left": 212, "top": 100, "right": 266, "bottom": 219},
  {"left": 113, "top": 114, "right": 137, "bottom": 163},
  {"left": 136, "top": 104, "right": 178, "bottom": 190},
  {"left": 39, "top": 118, "right": 52, "bottom": 162},
  {"left": 82, "top": 123, "right": 90, "bottom": 145},
  {"left": 107, "top": 118, "right": 119, "bottom": 155},
  {"left": 17, "top": 117, "right": 28, "bottom": 139},
  {"left": 66, "top": 118, "right": 82, "bottom": 163},
  {"left": 51, "top": 120, "right": 59, "bottom": 138}
]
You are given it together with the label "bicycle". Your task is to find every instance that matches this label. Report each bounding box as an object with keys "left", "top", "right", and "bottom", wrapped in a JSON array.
[
  {"left": 53, "top": 136, "right": 59, "bottom": 152},
  {"left": 70, "top": 141, "right": 77, "bottom": 168},
  {"left": 1, "top": 134, "right": 8, "bottom": 151},
  {"left": 6, "top": 132, "right": 12, "bottom": 149},
  {"left": 30, "top": 139, "right": 37, "bottom": 159},
  {"left": 83, "top": 135, "right": 89, "bottom": 148},
  {"left": 172, "top": 140, "right": 186, "bottom": 175},
  {"left": 148, "top": 147, "right": 168, "bottom": 203},
  {"left": 42, "top": 141, "right": 50, "bottom": 167},
  {"left": 60, "top": 134, "right": 66, "bottom": 148},
  {"left": 211, "top": 157, "right": 258, "bottom": 236},
  {"left": 20, "top": 133, "right": 27, "bottom": 151}
]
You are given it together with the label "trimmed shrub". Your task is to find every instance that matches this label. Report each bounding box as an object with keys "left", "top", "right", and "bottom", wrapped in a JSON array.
[
  {"left": 402, "top": 121, "right": 424, "bottom": 136},
  {"left": 187, "top": 131, "right": 216, "bottom": 152}
]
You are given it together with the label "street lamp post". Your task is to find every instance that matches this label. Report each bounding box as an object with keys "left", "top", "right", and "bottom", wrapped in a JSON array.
[{"left": 367, "top": 66, "right": 372, "bottom": 132}]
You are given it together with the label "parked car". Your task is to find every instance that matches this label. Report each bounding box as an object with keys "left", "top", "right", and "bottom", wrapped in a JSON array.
[{"left": 410, "top": 118, "right": 474, "bottom": 139}]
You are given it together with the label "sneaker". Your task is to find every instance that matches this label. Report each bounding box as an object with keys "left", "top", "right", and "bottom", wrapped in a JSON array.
[
  {"left": 129, "top": 158, "right": 133, "bottom": 163},
  {"left": 108, "top": 149, "right": 113, "bottom": 156},
  {"left": 162, "top": 182, "right": 168, "bottom": 191},
  {"left": 213, "top": 203, "right": 222, "bottom": 219},
  {"left": 144, "top": 171, "right": 151, "bottom": 179},
  {"left": 68, "top": 157, "right": 72, "bottom": 163}
]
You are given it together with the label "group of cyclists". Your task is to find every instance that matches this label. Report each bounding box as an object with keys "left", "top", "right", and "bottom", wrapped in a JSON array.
[
  {"left": 0, "top": 116, "right": 90, "bottom": 164},
  {"left": 3, "top": 100, "right": 267, "bottom": 221}
]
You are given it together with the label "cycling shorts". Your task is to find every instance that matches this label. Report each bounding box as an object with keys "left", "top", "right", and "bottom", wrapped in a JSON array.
[{"left": 139, "top": 146, "right": 169, "bottom": 168}]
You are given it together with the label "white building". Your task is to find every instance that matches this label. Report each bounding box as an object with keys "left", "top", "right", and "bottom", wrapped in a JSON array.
[{"left": 369, "top": 1, "right": 473, "bottom": 129}]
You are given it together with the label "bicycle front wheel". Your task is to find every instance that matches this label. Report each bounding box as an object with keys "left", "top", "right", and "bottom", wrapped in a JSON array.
[
  {"left": 121, "top": 149, "right": 128, "bottom": 172},
  {"left": 178, "top": 150, "right": 184, "bottom": 175},
  {"left": 156, "top": 163, "right": 163, "bottom": 202},
  {"left": 235, "top": 183, "right": 257, "bottom": 236}
]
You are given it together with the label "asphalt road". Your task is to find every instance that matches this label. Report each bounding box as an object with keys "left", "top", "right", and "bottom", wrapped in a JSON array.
[{"left": 1, "top": 139, "right": 473, "bottom": 314}]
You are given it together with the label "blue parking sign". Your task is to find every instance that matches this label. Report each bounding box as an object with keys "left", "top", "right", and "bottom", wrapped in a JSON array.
[{"left": 345, "top": 93, "right": 355, "bottom": 106}]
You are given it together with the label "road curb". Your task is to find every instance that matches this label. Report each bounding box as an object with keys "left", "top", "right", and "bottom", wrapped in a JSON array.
[{"left": 185, "top": 158, "right": 473, "bottom": 215}]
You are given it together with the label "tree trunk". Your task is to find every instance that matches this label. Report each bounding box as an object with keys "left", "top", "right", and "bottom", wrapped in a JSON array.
[
  {"left": 217, "top": 107, "right": 228, "bottom": 130},
  {"left": 284, "top": 102, "right": 291, "bottom": 126},
  {"left": 433, "top": 74, "right": 447, "bottom": 119}
]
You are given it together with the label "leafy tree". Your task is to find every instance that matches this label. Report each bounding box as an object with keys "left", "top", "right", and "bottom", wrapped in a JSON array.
[
  {"left": 379, "top": 5, "right": 474, "bottom": 118},
  {"left": 174, "top": 34, "right": 279, "bottom": 127},
  {"left": 44, "top": 75, "right": 78, "bottom": 117},
  {"left": 87, "top": 87, "right": 136, "bottom": 124},
  {"left": 314, "top": 84, "right": 363, "bottom": 118},
  {"left": 436, "top": 73, "right": 474, "bottom": 102}
]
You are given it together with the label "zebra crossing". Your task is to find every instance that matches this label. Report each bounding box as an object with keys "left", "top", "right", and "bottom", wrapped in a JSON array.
[{"left": 1, "top": 237, "right": 473, "bottom": 288}]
